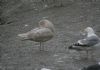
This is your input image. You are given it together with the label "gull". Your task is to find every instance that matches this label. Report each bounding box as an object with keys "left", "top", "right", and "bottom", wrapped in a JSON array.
[
  {"left": 79, "top": 62, "right": 100, "bottom": 70},
  {"left": 68, "top": 27, "right": 100, "bottom": 58},
  {"left": 18, "top": 19, "right": 55, "bottom": 51}
]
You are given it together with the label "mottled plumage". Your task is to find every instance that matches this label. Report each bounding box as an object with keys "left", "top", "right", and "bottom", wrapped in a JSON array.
[{"left": 18, "top": 19, "right": 55, "bottom": 51}]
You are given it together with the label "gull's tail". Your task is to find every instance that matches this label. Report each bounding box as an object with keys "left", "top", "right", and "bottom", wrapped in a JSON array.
[{"left": 18, "top": 33, "right": 29, "bottom": 40}]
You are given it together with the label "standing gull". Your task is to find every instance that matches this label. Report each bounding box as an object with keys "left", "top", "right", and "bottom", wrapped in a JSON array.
[
  {"left": 18, "top": 19, "right": 55, "bottom": 51},
  {"left": 68, "top": 27, "right": 100, "bottom": 58}
]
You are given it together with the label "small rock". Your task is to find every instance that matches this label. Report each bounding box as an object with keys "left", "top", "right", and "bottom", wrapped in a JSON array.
[
  {"left": 24, "top": 24, "right": 28, "bottom": 27},
  {"left": 53, "top": 54, "right": 59, "bottom": 57},
  {"left": 42, "top": 17, "right": 48, "bottom": 19},
  {"left": 41, "top": 68, "right": 51, "bottom": 70},
  {"left": 44, "top": 5, "right": 48, "bottom": 8},
  {"left": 57, "top": 60, "right": 64, "bottom": 63},
  {"left": 34, "top": 8, "right": 38, "bottom": 10}
]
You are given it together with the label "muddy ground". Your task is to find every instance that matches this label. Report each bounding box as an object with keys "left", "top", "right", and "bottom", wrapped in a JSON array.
[{"left": 0, "top": 1, "right": 100, "bottom": 70}]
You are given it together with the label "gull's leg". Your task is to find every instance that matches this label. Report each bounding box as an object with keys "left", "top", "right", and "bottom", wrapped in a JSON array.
[
  {"left": 40, "top": 42, "right": 42, "bottom": 51},
  {"left": 85, "top": 48, "right": 94, "bottom": 59},
  {"left": 42, "top": 42, "right": 45, "bottom": 51},
  {"left": 78, "top": 51, "right": 82, "bottom": 59},
  {"left": 43, "top": 42, "right": 48, "bottom": 51},
  {"left": 90, "top": 51, "right": 93, "bottom": 59},
  {"left": 90, "top": 49, "right": 95, "bottom": 60},
  {"left": 86, "top": 49, "right": 89, "bottom": 59},
  {"left": 39, "top": 42, "right": 45, "bottom": 51}
]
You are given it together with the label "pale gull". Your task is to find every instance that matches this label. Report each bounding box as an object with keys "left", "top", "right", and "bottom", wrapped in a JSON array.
[
  {"left": 68, "top": 27, "right": 100, "bottom": 59},
  {"left": 18, "top": 19, "right": 55, "bottom": 51}
]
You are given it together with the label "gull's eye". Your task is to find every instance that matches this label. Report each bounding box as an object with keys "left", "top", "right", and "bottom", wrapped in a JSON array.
[{"left": 39, "top": 21, "right": 45, "bottom": 26}]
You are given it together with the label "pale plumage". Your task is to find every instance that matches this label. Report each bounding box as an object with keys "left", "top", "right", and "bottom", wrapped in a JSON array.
[
  {"left": 68, "top": 27, "right": 100, "bottom": 59},
  {"left": 18, "top": 19, "right": 55, "bottom": 51}
]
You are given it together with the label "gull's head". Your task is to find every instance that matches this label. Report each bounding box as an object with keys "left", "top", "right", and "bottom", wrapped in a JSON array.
[
  {"left": 39, "top": 19, "right": 53, "bottom": 27},
  {"left": 39, "top": 19, "right": 55, "bottom": 32},
  {"left": 39, "top": 19, "right": 48, "bottom": 27},
  {"left": 84, "top": 27, "right": 94, "bottom": 33},
  {"left": 81, "top": 27, "right": 95, "bottom": 36}
]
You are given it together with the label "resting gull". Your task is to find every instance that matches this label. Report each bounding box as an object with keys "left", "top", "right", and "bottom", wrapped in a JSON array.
[
  {"left": 18, "top": 19, "right": 55, "bottom": 51},
  {"left": 68, "top": 27, "right": 100, "bottom": 58}
]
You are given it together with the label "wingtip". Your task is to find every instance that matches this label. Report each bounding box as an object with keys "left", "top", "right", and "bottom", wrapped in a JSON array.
[
  {"left": 17, "top": 34, "right": 24, "bottom": 37},
  {"left": 68, "top": 45, "right": 73, "bottom": 49},
  {"left": 17, "top": 33, "right": 28, "bottom": 38},
  {"left": 17, "top": 34, "right": 21, "bottom": 37}
]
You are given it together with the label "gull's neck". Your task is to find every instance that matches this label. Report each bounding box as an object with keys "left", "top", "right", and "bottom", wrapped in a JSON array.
[{"left": 87, "top": 32, "right": 96, "bottom": 37}]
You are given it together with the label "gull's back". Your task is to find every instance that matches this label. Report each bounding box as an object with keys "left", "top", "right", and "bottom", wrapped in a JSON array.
[
  {"left": 27, "top": 27, "right": 54, "bottom": 42},
  {"left": 80, "top": 35, "right": 100, "bottom": 47}
]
